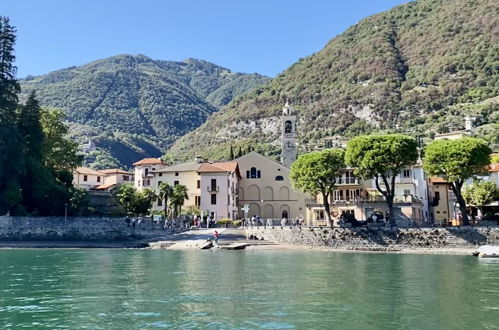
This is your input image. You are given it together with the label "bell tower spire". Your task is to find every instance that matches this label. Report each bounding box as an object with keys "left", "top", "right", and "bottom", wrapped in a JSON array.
[{"left": 281, "top": 101, "right": 297, "bottom": 167}]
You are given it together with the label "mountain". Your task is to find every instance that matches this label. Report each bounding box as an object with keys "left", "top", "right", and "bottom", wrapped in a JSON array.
[
  {"left": 20, "top": 55, "right": 270, "bottom": 168},
  {"left": 168, "top": 0, "right": 499, "bottom": 162}
]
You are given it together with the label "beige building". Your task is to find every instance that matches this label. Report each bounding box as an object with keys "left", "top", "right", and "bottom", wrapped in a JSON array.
[
  {"left": 96, "top": 169, "right": 134, "bottom": 190},
  {"left": 133, "top": 158, "right": 167, "bottom": 191},
  {"left": 236, "top": 152, "right": 310, "bottom": 223},
  {"left": 198, "top": 162, "right": 240, "bottom": 220},
  {"left": 73, "top": 167, "right": 106, "bottom": 190},
  {"left": 306, "top": 165, "right": 429, "bottom": 226},
  {"left": 151, "top": 162, "right": 202, "bottom": 211}
]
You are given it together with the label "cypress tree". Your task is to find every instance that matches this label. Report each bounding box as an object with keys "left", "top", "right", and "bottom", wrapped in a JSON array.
[
  {"left": 0, "top": 16, "right": 22, "bottom": 214},
  {"left": 229, "top": 144, "right": 234, "bottom": 160}
]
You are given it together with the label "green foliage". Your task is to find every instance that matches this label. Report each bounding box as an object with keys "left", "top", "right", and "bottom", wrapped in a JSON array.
[
  {"left": 290, "top": 149, "right": 345, "bottom": 226},
  {"left": 424, "top": 137, "right": 491, "bottom": 224},
  {"left": 216, "top": 219, "right": 232, "bottom": 225},
  {"left": 169, "top": 0, "right": 499, "bottom": 160},
  {"left": 112, "top": 184, "right": 156, "bottom": 216},
  {"left": 423, "top": 138, "right": 491, "bottom": 183},
  {"left": 345, "top": 134, "right": 418, "bottom": 223},
  {"left": 491, "top": 155, "right": 499, "bottom": 163},
  {"left": 462, "top": 181, "right": 498, "bottom": 210},
  {"left": 345, "top": 134, "right": 418, "bottom": 179},
  {"left": 158, "top": 182, "right": 173, "bottom": 217},
  {"left": 170, "top": 184, "right": 189, "bottom": 218},
  {"left": 19, "top": 55, "right": 269, "bottom": 168}
]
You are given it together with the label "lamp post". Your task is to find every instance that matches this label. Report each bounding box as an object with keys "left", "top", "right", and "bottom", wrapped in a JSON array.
[{"left": 64, "top": 203, "right": 68, "bottom": 227}]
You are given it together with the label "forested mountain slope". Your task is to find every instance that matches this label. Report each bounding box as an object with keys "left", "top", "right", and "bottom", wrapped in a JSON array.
[
  {"left": 20, "top": 55, "right": 269, "bottom": 168},
  {"left": 168, "top": 0, "right": 499, "bottom": 161}
]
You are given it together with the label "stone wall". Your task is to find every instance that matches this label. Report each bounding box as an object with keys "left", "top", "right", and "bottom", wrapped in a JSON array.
[
  {"left": 0, "top": 216, "right": 183, "bottom": 241},
  {"left": 245, "top": 226, "right": 499, "bottom": 251}
]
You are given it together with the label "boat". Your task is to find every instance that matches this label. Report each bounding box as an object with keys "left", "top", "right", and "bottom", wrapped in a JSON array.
[{"left": 475, "top": 245, "right": 499, "bottom": 258}]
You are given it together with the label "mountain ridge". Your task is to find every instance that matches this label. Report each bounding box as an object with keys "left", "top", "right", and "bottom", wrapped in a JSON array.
[{"left": 20, "top": 54, "right": 270, "bottom": 168}]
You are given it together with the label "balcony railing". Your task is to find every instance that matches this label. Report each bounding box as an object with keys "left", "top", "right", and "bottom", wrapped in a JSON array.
[
  {"left": 207, "top": 186, "right": 219, "bottom": 193},
  {"left": 307, "top": 194, "right": 423, "bottom": 205},
  {"left": 336, "top": 177, "right": 359, "bottom": 185}
]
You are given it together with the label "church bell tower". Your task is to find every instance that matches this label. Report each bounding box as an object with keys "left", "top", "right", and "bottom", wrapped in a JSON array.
[{"left": 281, "top": 101, "right": 297, "bottom": 167}]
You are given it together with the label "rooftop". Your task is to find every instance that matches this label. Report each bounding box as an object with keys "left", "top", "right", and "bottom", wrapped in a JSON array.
[
  {"left": 99, "top": 168, "right": 133, "bottom": 175},
  {"left": 154, "top": 162, "right": 201, "bottom": 173},
  {"left": 132, "top": 158, "right": 166, "bottom": 166},
  {"left": 74, "top": 167, "right": 104, "bottom": 176},
  {"left": 197, "top": 161, "right": 239, "bottom": 174}
]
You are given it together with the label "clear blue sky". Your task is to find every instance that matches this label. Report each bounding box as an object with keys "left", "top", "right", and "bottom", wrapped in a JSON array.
[{"left": 4, "top": 0, "right": 407, "bottom": 78}]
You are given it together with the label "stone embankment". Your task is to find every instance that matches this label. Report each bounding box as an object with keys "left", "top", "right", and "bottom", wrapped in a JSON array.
[
  {"left": 0, "top": 216, "right": 182, "bottom": 243},
  {"left": 245, "top": 226, "right": 499, "bottom": 252}
]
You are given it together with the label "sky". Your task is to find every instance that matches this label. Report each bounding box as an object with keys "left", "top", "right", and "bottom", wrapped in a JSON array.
[{"left": 4, "top": 0, "right": 407, "bottom": 78}]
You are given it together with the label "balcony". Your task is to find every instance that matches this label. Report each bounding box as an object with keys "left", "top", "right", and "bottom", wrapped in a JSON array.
[
  {"left": 207, "top": 186, "right": 219, "bottom": 193},
  {"left": 336, "top": 177, "right": 359, "bottom": 185}
]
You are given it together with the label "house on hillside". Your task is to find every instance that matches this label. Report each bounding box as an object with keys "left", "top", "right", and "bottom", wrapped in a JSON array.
[
  {"left": 95, "top": 168, "right": 134, "bottom": 191},
  {"left": 73, "top": 167, "right": 105, "bottom": 190}
]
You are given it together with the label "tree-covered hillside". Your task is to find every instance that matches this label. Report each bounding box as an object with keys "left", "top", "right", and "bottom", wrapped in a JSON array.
[
  {"left": 20, "top": 55, "right": 269, "bottom": 168},
  {"left": 168, "top": 0, "right": 499, "bottom": 161}
]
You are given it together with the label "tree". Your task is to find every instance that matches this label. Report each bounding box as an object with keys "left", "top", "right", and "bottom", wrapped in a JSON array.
[
  {"left": 158, "top": 182, "right": 173, "bottom": 218},
  {"left": 0, "top": 16, "right": 22, "bottom": 214},
  {"left": 113, "top": 184, "right": 137, "bottom": 215},
  {"left": 290, "top": 149, "right": 345, "bottom": 227},
  {"left": 424, "top": 137, "right": 491, "bottom": 225},
  {"left": 345, "top": 134, "right": 418, "bottom": 225},
  {"left": 134, "top": 189, "right": 156, "bottom": 216},
  {"left": 229, "top": 144, "right": 234, "bottom": 160},
  {"left": 462, "top": 181, "right": 498, "bottom": 218},
  {"left": 170, "top": 184, "right": 189, "bottom": 218}
]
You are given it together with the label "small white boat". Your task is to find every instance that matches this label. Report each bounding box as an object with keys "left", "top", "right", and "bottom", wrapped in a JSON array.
[{"left": 476, "top": 245, "right": 499, "bottom": 258}]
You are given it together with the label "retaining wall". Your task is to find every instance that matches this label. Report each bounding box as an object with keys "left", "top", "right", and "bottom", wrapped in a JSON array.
[
  {"left": 245, "top": 226, "right": 499, "bottom": 251},
  {"left": 0, "top": 216, "right": 182, "bottom": 241}
]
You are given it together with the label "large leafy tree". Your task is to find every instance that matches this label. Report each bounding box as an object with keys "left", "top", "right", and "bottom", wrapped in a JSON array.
[
  {"left": 290, "top": 149, "right": 345, "bottom": 227},
  {"left": 462, "top": 181, "right": 498, "bottom": 218},
  {"left": 113, "top": 184, "right": 156, "bottom": 216},
  {"left": 170, "top": 184, "right": 189, "bottom": 219},
  {"left": 158, "top": 182, "right": 173, "bottom": 218},
  {"left": 0, "top": 16, "right": 22, "bottom": 213},
  {"left": 424, "top": 138, "right": 491, "bottom": 224},
  {"left": 345, "top": 134, "right": 418, "bottom": 225}
]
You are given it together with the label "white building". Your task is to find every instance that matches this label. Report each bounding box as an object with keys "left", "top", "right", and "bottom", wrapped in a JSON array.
[
  {"left": 73, "top": 167, "right": 105, "bottom": 190},
  {"left": 133, "top": 158, "right": 167, "bottom": 191}
]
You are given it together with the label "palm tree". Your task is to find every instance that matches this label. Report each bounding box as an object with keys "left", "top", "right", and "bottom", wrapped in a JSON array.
[
  {"left": 158, "top": 182, "right": 173, "bottom": 219},
  {"left": 170, "top": 185, "right": 189, "bottom": 218}
]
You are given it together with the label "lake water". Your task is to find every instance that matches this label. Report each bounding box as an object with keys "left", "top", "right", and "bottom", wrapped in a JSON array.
[{"left": 0, "top": 249, "right": 498, "bottom": 329}]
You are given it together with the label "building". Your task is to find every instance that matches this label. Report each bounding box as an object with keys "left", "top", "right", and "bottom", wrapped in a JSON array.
[
  {"left": 236, "top": 152, "right": 309, "bottom": 223},
  {"left": 96, "top": 168, "right": 134, "bottom": 191},
  {"left": 198, "top": 162, "right": 241, "bottom": 220},
  {"left": 151, "top": 161, "right": 202, "bottom": 211},
  {"left": 427, "top": 177, "right": 454, "bottom": 225},
  {"left": 281, "top": 101, "right": 297, "bottom": 167},
  {"left": 133, "top": 158, "right": 167, "bottom": 191},
  {"left": 306, "top": 165, "right": 429, "bottom": 226},
  {"left": 73, "top": 167, "right": 106, "bottom": 190}
]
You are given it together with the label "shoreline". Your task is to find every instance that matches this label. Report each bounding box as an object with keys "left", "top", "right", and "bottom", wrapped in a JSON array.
[{"left": 0, "top": 239, "right": 478, "bottom": 255}]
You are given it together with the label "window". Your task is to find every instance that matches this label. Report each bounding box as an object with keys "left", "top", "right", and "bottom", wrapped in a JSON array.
[
  {"left": 197, "top": 180, "right": 200, "bottom": 189},
  {"left": 211, "top": 179, "right": 217, "bottom": 191},
  {"left": 435, "top": 191, "right": 440, "bottom": 200},
  {"left": 158, "top": 199, "right": 162, "bottom": 206},
  {"left": 138, "top": 180, "right": 141, "bottom": 186},
  {"left": 145, "top": 168, "right": 149, "bottom": 176},
  {"left": 123, "top": 175, "right": 129, "bottom": 181},
  {"left": 246, "top": 170, "right": 250, "bottom": 178},
  {"left": 174, "top": 180, "right": 179, "bottom": 186},
  {"left": 402, "top": 169, "right": 411, "bottom": 178},
  {"left": 195, "top": 196, "right": 201, "bottom": 206},
  {"left": 275, "top": 176, "right": 284, "bottom": 181},
  {"left": 211, "top": 194, "right": 217, "bottom": 205},
  {"left": 97, "top": 176, "right": 101, "bottom": 183},
  {"left": 159, "top": 173, "right": 162, "bottom": 177},
  {"left": 152, "top": 168, "right": 156, "bottom": 171},
  {"left": 83, "top": 175, "right": 88, "bottom": 182},
  {"left": 404, "top": 189, "right": 411, "bottom": 196},
  {"left": 175, "top": 172, "right": 179, "bottom": 176},
  {"left": 284, "top": 120, "right": 292, "bottom": 134},
  {"left": 257, "top": 170, "right": 261, "bottom": 178}
]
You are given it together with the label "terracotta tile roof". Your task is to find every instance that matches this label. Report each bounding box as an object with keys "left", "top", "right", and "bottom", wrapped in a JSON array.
[
  {"left": 132, "top": 158, "right": 166, "bottom": 166},
  {"left": 99, "top": 168, "right": 133, "bottom": 175},
  {"left": 74, "top": 167, "right": 104, "bottom": 176},
  {"left": 197, "top": 162, "right": 240, "bottom": 176},
  {"left": 488, "top": 163, "right": 499, "bottom": 172},
  {"left": 429, "top": 177, "right": 448, "bottom": 184},
  {"left": 95, "top": 183, "right": 116, "bottom": 190}
]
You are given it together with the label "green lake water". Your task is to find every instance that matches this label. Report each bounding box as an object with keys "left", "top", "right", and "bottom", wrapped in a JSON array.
[{"left": 0, "top": 249, "right": 498, "bottom": 330}]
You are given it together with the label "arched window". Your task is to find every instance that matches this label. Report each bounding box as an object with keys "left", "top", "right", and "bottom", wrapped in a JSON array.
[
  {"left": 275, "top": 175, "right": 284, "bottom": 181},
  {"left": 250, "top": 167, "right": 257, "bottom": 178},
  {"left": 282, "top": 210, "right": 288, "bottom": 219},
  {"left": 249, "top": 167, "right": 261, "bottom": 179},
  {"left": 285, "top": 120, "right": 292, "bottom": 134}
]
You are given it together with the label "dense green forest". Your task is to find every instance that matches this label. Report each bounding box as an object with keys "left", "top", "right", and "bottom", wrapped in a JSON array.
[
  {"left": 20, "top": 55, "right": 270, "bottom": 168},
  {"left": 0, "top": 17, "right": 83, "bottom": 216},
  {"left": 168, "top": 0, "right": 499, "bottom": 161}
]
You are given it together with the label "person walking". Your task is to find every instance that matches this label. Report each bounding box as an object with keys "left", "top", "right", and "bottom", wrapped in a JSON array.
[{"left": 213, "top": 230, "right": 220, "bottom": 245}]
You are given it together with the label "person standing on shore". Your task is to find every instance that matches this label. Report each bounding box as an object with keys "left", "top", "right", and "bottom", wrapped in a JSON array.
[{"left": 213, "top": 231, "right": 219, "bottom": 245}]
